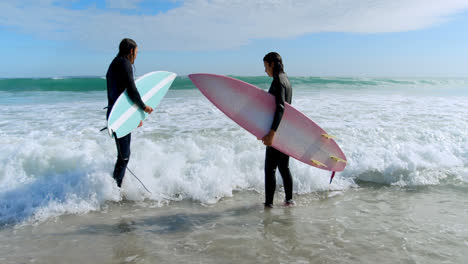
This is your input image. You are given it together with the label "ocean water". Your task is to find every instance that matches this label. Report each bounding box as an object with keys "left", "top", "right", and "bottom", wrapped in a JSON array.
[{"left": 0, "top": 76, "right": 467, "bottom": 263}]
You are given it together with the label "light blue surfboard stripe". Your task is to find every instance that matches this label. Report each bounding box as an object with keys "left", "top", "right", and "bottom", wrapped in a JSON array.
[{"left": 107, "top": 71, "right": 177, "bottom": 138}]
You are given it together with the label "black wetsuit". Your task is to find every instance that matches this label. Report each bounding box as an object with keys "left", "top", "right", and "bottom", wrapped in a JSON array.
[
  {"left": 265, "top": 72, "right": 293, "bottom": 206},
  {"left": 106, "top": 56, "right": 145, "bottom": 187}
]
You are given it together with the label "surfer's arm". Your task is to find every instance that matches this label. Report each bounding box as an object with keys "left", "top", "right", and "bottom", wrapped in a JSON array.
[
  {"left": 270, "top": 80, "right": 286, "bottom": 131},
  {"left": 123, "top": 61, "right": 146, "bottom": 110}
]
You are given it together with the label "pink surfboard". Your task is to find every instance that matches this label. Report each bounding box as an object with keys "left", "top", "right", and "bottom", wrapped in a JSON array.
[{"left": 189, "top": 73, "right": 347, "bottom": 173}]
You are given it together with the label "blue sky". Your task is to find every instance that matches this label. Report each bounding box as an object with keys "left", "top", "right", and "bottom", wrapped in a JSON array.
[{"left": 1, "top": 0, "right": 468, "bottom": 78}]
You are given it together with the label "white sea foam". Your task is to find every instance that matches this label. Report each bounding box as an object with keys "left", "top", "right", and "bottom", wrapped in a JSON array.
[{"left": 1, "top": 79, "right": 468, "bottom": 225}]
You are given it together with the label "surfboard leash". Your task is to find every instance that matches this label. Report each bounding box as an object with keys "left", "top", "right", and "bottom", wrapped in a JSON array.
[{"left": 126, "top": 167, "right": 152, "bottom": 194}]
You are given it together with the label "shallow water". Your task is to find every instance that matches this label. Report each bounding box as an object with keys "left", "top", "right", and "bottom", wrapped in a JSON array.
[{"left": 1, "top": 185, "right": 467, "bottom": 264}]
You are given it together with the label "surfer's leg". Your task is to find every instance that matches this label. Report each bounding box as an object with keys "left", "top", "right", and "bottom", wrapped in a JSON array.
[
  {"left": 113, "top": 133, "right": 131, "bottom": 188},
  {"left": 278, "top": 153, "right": 293, "bottom": 202},
  {"left": 265, "top": 147, "right": 279, "bottom": 206}
]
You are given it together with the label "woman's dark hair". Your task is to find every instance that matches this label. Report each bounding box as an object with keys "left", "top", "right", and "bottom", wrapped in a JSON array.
[
  {"left": 117, "top": 38, "right": 137, "bottom": 58},
  {"left": 263, "top": 52, "right": 284, "bottom": 76}
]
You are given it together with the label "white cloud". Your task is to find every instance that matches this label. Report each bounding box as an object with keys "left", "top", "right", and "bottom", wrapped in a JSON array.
[{"left": 1, "top": 0, "right": 467, "bottom": 51}]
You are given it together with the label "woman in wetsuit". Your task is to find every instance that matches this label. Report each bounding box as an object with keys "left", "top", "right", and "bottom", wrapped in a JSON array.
[
  {"left": 106, "top": 38, "right": 153, "bottom": 187},
  {"left": 261, "top": 52, "right": 294, "bottom": 208}
]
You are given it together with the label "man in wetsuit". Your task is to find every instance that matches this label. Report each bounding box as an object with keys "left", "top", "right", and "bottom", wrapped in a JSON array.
[
  {"left": 261, "top": 52, "right": 294, "bottom": 208},
  {"left": 106, "top": 38, "right": 153, "bottom": 188}
]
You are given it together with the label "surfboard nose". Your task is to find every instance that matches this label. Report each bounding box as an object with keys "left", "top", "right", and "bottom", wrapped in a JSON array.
[
  {"left": 188, "top": 73, "right": 206, "bottom": 81},
  {"left": 188, "top": 73, "right": 204, "bottom": 88},
  {"left": 189, "top": 73, "right": 225, "bottom": 95}
]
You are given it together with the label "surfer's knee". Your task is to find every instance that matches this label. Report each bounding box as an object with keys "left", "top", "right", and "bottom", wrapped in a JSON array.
[
  {"left": 265, "top": 158, "right": 279, "bottom": 174},
  {"left": 118, "top": 149, "right": 131, "bottom": 160},
  {"left": 116, "top": 157, "right": 129, "bottom": 168},
  {"left": 264, "top": 165, "right": 276, "bottom": 176},
  {"left": 278, "top": 165, "right": 290, "bottom": 175}
]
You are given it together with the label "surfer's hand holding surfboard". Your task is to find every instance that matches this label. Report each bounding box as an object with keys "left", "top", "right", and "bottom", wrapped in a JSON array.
[
  {"left": 261, "top": 130, "right": 276, "bottom": 146},
  {"left": 144, "top": 105, "right": 154, "bottom": 114},
  {"left": 138, "top": 106, "right": 154, "bottom": 127}
]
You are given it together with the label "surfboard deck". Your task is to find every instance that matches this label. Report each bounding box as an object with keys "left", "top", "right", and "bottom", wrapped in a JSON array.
[
  {"left": 189, "top": 73, "right": 347, "bottom": 172},
  {"left": 107, "top": 71, "right": 177, "bottom": 138}
]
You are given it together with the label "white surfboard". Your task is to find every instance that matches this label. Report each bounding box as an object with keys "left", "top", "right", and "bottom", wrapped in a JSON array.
[{"left": 107, "top": 71, "right": 177, "bottom": 138}]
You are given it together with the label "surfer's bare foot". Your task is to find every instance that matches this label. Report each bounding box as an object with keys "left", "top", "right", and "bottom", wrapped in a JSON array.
[
  {"left": 284, "top": 199, "right": 295, "bottom": 207},
  {"left": 138, "top": 121, "right": 143, "bottom": 127}
]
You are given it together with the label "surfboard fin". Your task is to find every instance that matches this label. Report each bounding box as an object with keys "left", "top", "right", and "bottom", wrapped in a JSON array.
[
  {"left": 330, "top": 156, "right": 347, "bottom": 163},
  {"left": 322, "top": 133, "right": 337, "bottom": 140},
  {"left": 330, "top": 171, "right": 336, "bottom": 184},
  {"left": 310, "top": 159, "right": 328, "bottom": 168}
]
